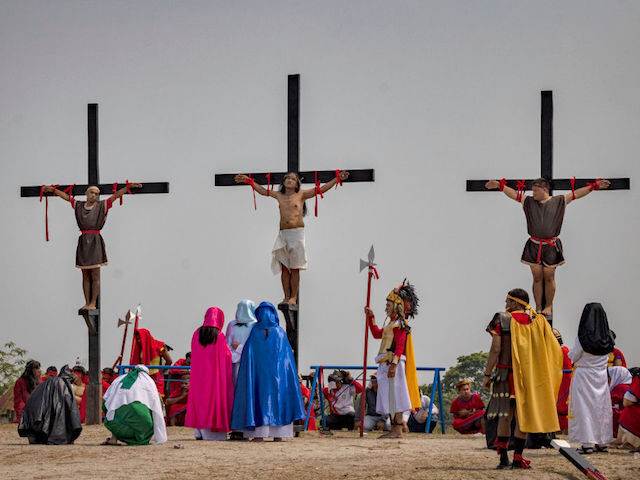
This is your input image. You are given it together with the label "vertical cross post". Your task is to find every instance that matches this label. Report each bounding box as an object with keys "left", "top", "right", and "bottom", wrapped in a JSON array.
[{"left": 214, "top": 74, "right": 376, "bottom": 369}]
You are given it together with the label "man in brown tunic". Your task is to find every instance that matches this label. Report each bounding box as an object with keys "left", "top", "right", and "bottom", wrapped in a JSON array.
[
  {"left": 43, "top": 183, "right": 141, "bottom": 310},
  {"left": 485, "top": 177, "right": 610, "bottom": 320}
]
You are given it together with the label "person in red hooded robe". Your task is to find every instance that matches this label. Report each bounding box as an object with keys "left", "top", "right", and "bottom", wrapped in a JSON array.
[
  {"left": 185, "top": 307, "right": 233, "bottom": 440},
  {"left": 130, "top": 328, "right": 173, "bottom": 397}
]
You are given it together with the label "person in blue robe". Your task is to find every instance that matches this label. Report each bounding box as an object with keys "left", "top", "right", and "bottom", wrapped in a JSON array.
[{"left": 230, "top": 301, "right": 305, "bottom": 440}]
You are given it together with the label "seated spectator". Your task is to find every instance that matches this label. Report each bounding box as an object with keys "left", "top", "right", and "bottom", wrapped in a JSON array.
[
  {"left": 609, "top": 366, "right": 632, "bottom": 437},
  {"left": 355, "top": 375, "right": 390, "bottom": 432},
  {"left": 323, "top": 370, "right": 363, "bottom": 431},
  {"left": 407, "top": 392, "right": 439, "bottom": 433},
  {"left": 450, "top": 380, "right": 485, "bottom": 434},
  {"left": 166, "top": 353, "right": 191, "bottom": 426},
  {"left": 13, "top": 360, "right": 41, "bottom": 424},
  {"left": 166, "top": 371, "right": 189, "bottom": 426},
  {"left": 18, "top": 365, "right": 82, "bottom": 445},
  {"left": 40, "top": 366, "right": 57, "bottom": 383},
  {"left": 607, "top": 331, "right": 627, "bottom": 367},
  {"left": 615, "top": 373, "right": 640, "bottom": 452},
  {"left": 103, "top": 365, "right": 167, "bottom": 445},
  {"left": 101, "top": 367, "right": 117, "bottom": 396}
]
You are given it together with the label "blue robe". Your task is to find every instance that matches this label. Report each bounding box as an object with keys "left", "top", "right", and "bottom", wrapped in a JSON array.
[{"left": 230, "top": 302, "right": 305, "bottom": 430}]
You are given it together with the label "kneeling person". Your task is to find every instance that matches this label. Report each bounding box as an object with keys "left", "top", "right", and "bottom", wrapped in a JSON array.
[
  {"left": 450, "top": 380, "right": 485, "bottom": 434},
  {"left": 103, "top": 365, "right": 167, "bottom": 445},
  {"left": 323, "top": 370, "right": 363, "bottom": 431}
]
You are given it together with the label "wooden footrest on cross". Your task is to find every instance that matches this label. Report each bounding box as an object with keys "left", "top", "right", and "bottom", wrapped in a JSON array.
[{"left": 78, "top": 308, "right": 99, "bottom": 335}]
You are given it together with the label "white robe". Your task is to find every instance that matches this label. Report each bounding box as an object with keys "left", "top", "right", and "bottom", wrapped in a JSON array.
[
  {"left": 568, "top": 338, "right": 612, "bottom": 445},
  {"left": 375, "top": 355, "right": 411, "bottom": 415}
]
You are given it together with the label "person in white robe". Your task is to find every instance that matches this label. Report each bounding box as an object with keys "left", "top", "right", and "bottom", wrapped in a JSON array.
[{"left": 568, "top": 303, "right": 615, "bottom": 454}]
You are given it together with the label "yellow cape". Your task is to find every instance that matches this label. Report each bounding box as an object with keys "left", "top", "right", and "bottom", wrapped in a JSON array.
[
  {"left": 510, "top": 312, "right": 563, "bottom": 433},
  {"left": 405, "top": 332, "right": 421, "bottom": 410}
]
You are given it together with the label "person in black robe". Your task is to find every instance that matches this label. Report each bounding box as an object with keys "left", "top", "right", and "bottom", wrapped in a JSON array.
[{"left": 18, "top": 365, "right": 82, "bottom": 445}]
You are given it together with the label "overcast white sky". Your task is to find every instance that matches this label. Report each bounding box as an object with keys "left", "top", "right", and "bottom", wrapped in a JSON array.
[{"left": 1, "top": 1, "right": 638, "bottom": 382}]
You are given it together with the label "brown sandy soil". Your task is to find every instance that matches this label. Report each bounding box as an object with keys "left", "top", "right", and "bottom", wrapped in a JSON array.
[{"left": 0, "top": 424, "right": 638, "bottom": 480}]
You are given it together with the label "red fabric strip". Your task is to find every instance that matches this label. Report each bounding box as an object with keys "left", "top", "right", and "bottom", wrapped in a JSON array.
[
  {"left": 244, "top": 174, "right": 257, "bottom": 210},
  {"left": 570, "top": 177, "right": 576, "bottom": 200},
  {"left": 335, "top": 169, "right": 343, "bottom": 189},
  {"left": 530, "top": 236, "right": 558, "bottom": 263},
  {"left": 516, "top": 179, "right": 526, "bottom": 202},
  {"left": 81, "top": 230, "right": 101, "bottom": 234},
  {"left": 498, "top": 178, "right": 507, "bottom": 192},
  {"left": 314, "top": 171, "right": 324, "bottom": 217}
]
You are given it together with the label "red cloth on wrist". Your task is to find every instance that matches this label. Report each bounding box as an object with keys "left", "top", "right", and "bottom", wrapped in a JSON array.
[
  {"left": 587, "top": 178, "right": 601, "bottom": 191},
  {"left": 498, "top": 178, "right": 507, "bottom": 192},
  {"left": 314, "top": 171, "right": 324, "bottom": 217},
  {"left": 243, "top": 174, "right": 257, "bottom": 210}
]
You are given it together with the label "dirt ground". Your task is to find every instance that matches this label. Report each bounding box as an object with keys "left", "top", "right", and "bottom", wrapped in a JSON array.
[{"left": 0, "top": 424, "right": 638, "bottom": 480}]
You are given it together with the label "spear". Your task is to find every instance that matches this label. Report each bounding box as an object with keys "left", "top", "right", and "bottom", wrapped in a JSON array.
[
  {"left": 111, "top": 309, "right": 133, "bottom": 369},
  {"left": 359, "top": 245, "right": 379, "bottom": 437}
]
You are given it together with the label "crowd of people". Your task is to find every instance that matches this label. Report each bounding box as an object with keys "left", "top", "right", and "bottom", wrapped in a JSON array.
[{"left": 12, "top": 297, "right": 638, "bottom": 452}]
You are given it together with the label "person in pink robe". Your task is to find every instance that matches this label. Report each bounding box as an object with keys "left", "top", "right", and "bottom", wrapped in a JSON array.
[{"left": 185, "top": 307, "right": 234, "bottom": 441}]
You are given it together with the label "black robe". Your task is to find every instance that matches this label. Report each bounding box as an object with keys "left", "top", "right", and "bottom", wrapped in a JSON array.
[{"left": 18, "top": 365, "right": 82, "bottom": 445}]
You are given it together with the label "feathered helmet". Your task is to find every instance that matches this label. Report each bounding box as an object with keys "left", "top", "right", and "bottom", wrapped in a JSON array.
[{"left": 386, "top": 279, "right": 419, "bottom": 320}]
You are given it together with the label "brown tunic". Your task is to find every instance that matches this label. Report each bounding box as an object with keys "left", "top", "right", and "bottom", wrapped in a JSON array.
[
  {"left": 523, "top": 195, "right": 566, "bottom": 238},
  {"left": 73, "top": 199, "right": 110, "bottom": 269},
  {"left": 521, "top": 195, "right": 566, "bottom": 267}
]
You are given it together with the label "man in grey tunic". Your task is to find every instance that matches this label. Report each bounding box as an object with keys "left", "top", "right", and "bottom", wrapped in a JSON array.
[
  {"left": 485, "top": 177, "right": 609, "bottom": 320},
  {"left": 43, "top": 183, "right": 141, "bottom": 310}
]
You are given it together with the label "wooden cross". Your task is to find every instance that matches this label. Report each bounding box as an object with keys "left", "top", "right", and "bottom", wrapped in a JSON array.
[
  {"left": 466, "top": 91, "right": 631, "bottom": 315},
  {"left": 215, "top": 74, "right": 376, "bottom": 368},
  {"left": 20, "top": 104, "right": 170, "bottom": 424},
  {"left": 466, "top": 91, "right": 630, "bottom": 193}
]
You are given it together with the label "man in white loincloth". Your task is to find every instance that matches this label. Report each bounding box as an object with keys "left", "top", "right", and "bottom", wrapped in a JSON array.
[{"left": 235, "top": 171, "right": 349, "bottom": 305}]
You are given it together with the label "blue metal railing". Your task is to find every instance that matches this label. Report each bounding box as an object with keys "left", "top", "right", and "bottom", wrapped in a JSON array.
[{"left": 306, "top": 365, "right": 445, "bottom": 434}]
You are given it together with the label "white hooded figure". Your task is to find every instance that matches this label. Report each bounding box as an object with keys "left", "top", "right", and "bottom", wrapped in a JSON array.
[{"left": 225, "top": 299, "right": 257, "bottom": 384}]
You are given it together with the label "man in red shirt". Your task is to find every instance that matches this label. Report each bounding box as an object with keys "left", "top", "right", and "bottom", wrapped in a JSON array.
[{"left": 450, "top": 380, "right": 485, "bottom": 434}]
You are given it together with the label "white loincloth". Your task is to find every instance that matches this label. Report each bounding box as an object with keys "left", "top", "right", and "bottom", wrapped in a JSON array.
[
  {"left": 271, "top": 227, "right": 308, "bottom": 274},
  {"left": 375, "top": 355, "right": 412, "bottom": 415}
]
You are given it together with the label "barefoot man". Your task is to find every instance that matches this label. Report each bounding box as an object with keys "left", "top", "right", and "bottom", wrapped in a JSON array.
[
  {"left": 234, "top": 171, "right": 349, "bottom": 305},
  {"left": 485, "top": 177, "right": 610, "bottom": 321},
  {"left": 42, "top": 183, "right": 142, "bottom": 310}
]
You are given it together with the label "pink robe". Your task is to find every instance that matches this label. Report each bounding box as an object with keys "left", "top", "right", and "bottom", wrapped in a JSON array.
[{"left": 185, "top": 307, "right": 234, "bottom": 432}]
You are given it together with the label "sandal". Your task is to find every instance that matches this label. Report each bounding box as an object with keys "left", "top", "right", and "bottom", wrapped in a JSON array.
[
  {"left": 577, "top": 446, "right": 594, "bottom": 455},
  {"left": 595, "top": 445, "right": 608, "bottom": 453}
]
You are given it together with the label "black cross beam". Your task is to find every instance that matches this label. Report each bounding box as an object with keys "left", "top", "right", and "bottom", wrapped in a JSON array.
[
  {"left": 466, "top": 91, "right": 630, "bottom": 195},
  {"left": 19, "top": 104, "right": 170, "bottom": 424},
  {"left": 214, "top": 74, "right": 376, "bottom": 368}
]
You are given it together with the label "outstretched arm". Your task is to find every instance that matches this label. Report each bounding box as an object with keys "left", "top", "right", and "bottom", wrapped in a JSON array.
[
  {"left": 485, "top": 180, "right": 522, "bottom": 203},
  {"left": 42, "top": 185, "right": 71, "bottom": 202},
  {"left": 234, "top": 174, "right": 278, "bottom": 198},
  {"left": 301, "top": 170, "right": 350, "bottom": 199},
  {"left": 109, "top": 182, "right": 142, "bottom": 203},
  {"left": 564, "top": 179, "right": 610, "bottom": 205}
]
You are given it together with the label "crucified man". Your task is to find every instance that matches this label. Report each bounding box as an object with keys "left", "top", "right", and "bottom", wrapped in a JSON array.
[
  {"left": 234, "top": 171, "right": 349, "bottom": 305},
  {"left": 485, "top": 177, "right": 610, "bottom": 321},
  {"left": 43, "top": 183, "right": 142, "bottom": 310}
]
